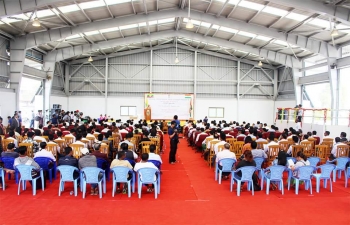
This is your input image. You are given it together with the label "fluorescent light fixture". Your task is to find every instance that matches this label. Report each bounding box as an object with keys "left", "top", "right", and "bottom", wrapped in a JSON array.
[
  {"left": 88, "top": 56, "right": 93, "bottom": 62},
  {"left": 175, "top": 57, "right": 179, "bottom": 64}
]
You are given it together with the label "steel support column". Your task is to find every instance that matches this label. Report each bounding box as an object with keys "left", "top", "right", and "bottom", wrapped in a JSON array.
[
  {"left": 9, "top": 39, "right": 26, "bottom": 110},
  {"left": 237, "top": 61, "right": 240, "bottom": 122},
  {"left": 150, "top": 50, "right": 153, "bottom": 93},
  {"left": 64, "top": 63, "right": 70, "bottom": 96},
  {"left": 292, "top": 69, "right": 302, "bottom": 106},
  {"left": 327, "top": 58, "right": 338, "bottom": 125},
  {"left": 193, "top": 51, "right": 197, "bottom": 120},
  {"left": 273, "top": 69, "right": 278, "bottom": 100},
  {"left": 105, "top": 57, "right": 108, "bottom": 114},
  {"left": 42, "top": 61, "right": 56, "bottom": 124}
]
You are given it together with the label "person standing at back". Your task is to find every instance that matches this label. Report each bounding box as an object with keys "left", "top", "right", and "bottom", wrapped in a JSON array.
[{"left": 168, "top": 121, "right": 179, "bottom": 164}]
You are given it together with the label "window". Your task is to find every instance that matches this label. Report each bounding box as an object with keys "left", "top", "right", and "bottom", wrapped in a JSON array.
[
  {"left": 120, "top": 106, "right": 137, "bottom": 116},
  {"left": 208, "top": 107, "right": 224, "bottom": 118}
]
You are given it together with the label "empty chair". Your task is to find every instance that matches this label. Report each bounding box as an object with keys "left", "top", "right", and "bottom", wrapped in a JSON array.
[
  {"left": 56, "top": 165, "right": 79, "bottom": 196},
  {"left": 111, "top": 166, "right": 135, "bottom": 197},
  {"left": 1, "top": 157, "right": 19, "bottom": 183},
  {"left": 261, "top": 165, "right": 285, "bottom": 195},
  {"left": 253, "top": 157, "right": 265, "bottom": 179},
  {"left": 308, "top": 157, "right": 320, "bottom": 168},
  {"left": 0, "top": 168, "right": 5, "bottom": 190},
  {"left": 327, "top": 157, "right": 349, "bottom": 182},
  {"left": 230, "top": 166, "right": 256, "bottom": 196},
  {"left": 34, "top": 157, "right": 57, "bottom": 183},
  {"left": 312, "top": 164, "right": 336, "bottom": 193},
  {"left": 215, "top": 158, "right": 236, "bottom": 184},
  {"left": 288, "top": 166, "right": 315, "bottom": 195},
  {"left": 137, "top": 168, "right": 161, "bottom": 199},
  {"left": 16, "top": 165, "right": 44, "bottom": 196},
  {"left": 81, "top": 167, "right": 106, "bottom": 199}
]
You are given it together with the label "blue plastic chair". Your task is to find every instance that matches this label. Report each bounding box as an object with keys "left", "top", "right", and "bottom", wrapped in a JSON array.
[
  {"left": 345, "top": 167, "right": 350, "bottom": 188},
  {"left": 230, "top": 166, "right": 256, "bottom": 196},
  {"left": 56, "top": 165, "right": 79, "bottom": 196},
  {"left": 215, "top": 158, "right": 236, "bottom": 184},
  {"left": 288, "top": 166, "right": 315, "bottom": 195},
  {"left": 81, "top": 167, "right": 106, "bottom": 199},
  {"left": 308, "top": 157, "right": 320, "bottom": 168},
  {"left": 261, "top": 165, "right": 285, "bottom": 195},
  {"left": 97, "top": 158, "right": 110, "bottom": 181},
  {"left": 0, "top": 168, "right": 5, "bottom": 190},
  {"left": 312, "top": 164, "right": 335, "bottom": 193},
  {"left": 16, "top": 165, "right": 44, "bottom": 196},
  {"left": 148, "top": 160, "right": 162, "bottom": 171},
  {"left": 111, "top": 166, "right": 135, "bottom": 197},
  {"left": 137, "top": 168, "right": 160, "bottom": 199},
  {"left": 34, "top": 157, "right": 57, "bottom": 183},
  {"left": 1, "top": 157, "right": 19, "bottom": 183},
  {"left": 327, "top": 157, "right": 349, "bottom": 182},
  {"left": 253, "top": 157, "right": 265, "bottom": 179}
]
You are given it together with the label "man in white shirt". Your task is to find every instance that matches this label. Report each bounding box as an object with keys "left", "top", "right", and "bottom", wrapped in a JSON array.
[
  {"left": 300, "top": 134, "right": 310, "bottom": 143},
  {"left": 267, "top": 125, "right": 276, "bottom": 132},
  {"left": 134, "top": 153, "right": 159, "bottom": 192},
  {"left": 65, "top": 129, "right": 77, "bottom": 142},
  {"left": 34, "top": 142, "right": 56, "bottom": 162},
  {"left": 236, "top": 130, "right": 246, "bottom": 139},
  {"left": 255, "top": 133, "right": 267, "bottom": 143},
  {"left": 33, "top": 130, "right": 47, "bottom": 143},
  {"left": 251, "top": 141, "right": 267, "bottom": 159},
  {"left": 215, "top": 143, "right": 236, "bottom": 177},
  {"left": 101, "top": 124, "right": 110, "bottom": 133},
  {"left": 7, "top": 131, "right": 18, "bottom": 148},
  {"left": 195, "top": 128, "right": 207, "bottom": 145},
  {"left": 73, "top": 134, "right": 87, "bottom": 148},
  {"left": 47, "top": 134, "right": 60, "bottom": 155},
  {"left": 148, "top": 144, "right": 162, "bottom": 164},
  {"left": 264, "top": 133, "right": 278, "bottom": 153},
  {"left": 331, "top": 137, "right": 347, "bottom": 158},
  {"left": 118, "top": 133, "right": 135, "bottom": 151},
  {"left": 214, "top": 132, "right": 227, "bottom": 155}
]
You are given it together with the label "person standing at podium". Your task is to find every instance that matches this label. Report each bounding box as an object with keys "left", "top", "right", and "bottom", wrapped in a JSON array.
[{"left": 168, "top": 121, "right": 179, "bottom": 164}]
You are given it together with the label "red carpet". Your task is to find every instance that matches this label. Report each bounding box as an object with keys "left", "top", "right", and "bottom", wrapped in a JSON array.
[{"left": 1, "top": 135, "right": 350, "bottom": 224}]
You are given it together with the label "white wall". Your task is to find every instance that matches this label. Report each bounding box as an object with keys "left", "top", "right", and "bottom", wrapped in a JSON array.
[
  {"left": 0, "top": 88, "right": 16, "bottom": 118},
  {"left": 240, "top": 99, "right": 275, "bottom": 125},
  {"left": 195, "top": 98, "right": 237, "bottom": 122},
  {"left": 50, "top": 95, "right": 68, "bottom": 110},
  {"left": 68, "top": 96, "right": 105, "bottom": 119},
  {"left": 107, "top": 96, "right": 144, "bottom": 121}
]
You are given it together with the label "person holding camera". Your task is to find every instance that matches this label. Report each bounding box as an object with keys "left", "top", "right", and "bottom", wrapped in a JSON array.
[{"left": 168, "top": 121, "right": 179, "bottom": 164}]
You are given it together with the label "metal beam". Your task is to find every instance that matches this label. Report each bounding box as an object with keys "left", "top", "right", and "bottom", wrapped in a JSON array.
[
  {"left": 46, "top": 30, "right": 299, "bottom": 67},
  {"left": 20, "top": 9, "right": 338, "bottom": 59},
  {"left": 298, "top": 72, "right": 329, "bottom": 85}
]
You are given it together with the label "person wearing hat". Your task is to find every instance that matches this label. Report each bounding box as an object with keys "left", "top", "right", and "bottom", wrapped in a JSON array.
[{"left": 78, "top": 148, "right": 101, "bottom": 195}]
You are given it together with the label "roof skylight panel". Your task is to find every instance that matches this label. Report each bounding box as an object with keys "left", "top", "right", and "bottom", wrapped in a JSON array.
[
  {"left": 273, "top": 40, "right": 288, "bottom": 46},
  {"left": 36, "top": 9, "right": 57, "bottom": 18},
  {"left": 148, "top": 20, "right": 157, "bottom": 25},
  {"left": 158, "top": 18, "right": 175, "bottom": 24},
  {"left": 256, "top": 36, "right": 271, "bottom": 41},
  {"left": 238, "top": 31, "right": 256, "bottom": 38},
  {"left": 201, "top": 22, "right": 211, "bottom": 27},
  {"left": 239, "top": 1, "right": 265, "bottom": 11},
  {"left": 80, "top": 0, "right": 105, "bottom": 9},
  {"left": 183, "top": 18, "right": 201, "bottom": 26},
  {"left": 138, "top": 22, "right": 147, "bottom": 27},
  {"left": 212, "top": 24, "right": 220, "bottom": 29},
  {"left": 58, "top": 4, "right": 80, "bottom": 13},
  {"left": 105, "top": 0, "right": 132, "bottom": 5},
  {"left": 84, "top": 30, "right": 100, "bottom": 36},
  {"left": 66, "top": 34, "right": 81, "bottom": 40},
  {"left": 219, "top": 26, "right": 238, "bottom": 34},
  {"left": 262, "top": 6, "right": 288, "bottom": 17},
  {"left": 119, "top": 24, "right": 138, "bottom": 30},
  {"left": 1, "top": 14, "right": 28, "bottom": 23},
  {"left": 286, "top": 12, "right": 308, "bottom": 21},
  {"left": 100, "top": 27, "right": 119, "bottom": 33}
]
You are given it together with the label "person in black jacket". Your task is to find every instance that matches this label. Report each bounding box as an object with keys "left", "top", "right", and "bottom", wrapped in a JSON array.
[{"left": 58, "top": 147, "right": 79, "bottom": 179}]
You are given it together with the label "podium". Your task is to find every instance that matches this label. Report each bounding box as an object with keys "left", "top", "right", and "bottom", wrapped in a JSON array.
[{"left": 144, "top": 107, "right": 151, "bottom": 121}]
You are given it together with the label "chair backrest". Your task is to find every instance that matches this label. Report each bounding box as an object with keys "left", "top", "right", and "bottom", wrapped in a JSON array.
[
  {"left": 3, "top": 139, "right": 14, "bottom": 150},
  {"left": 297, "top": 166, "right": 315, "bottom": 180},
  {"left": 279, "top": 141, "right": 290, "bottom": 151},
  {"left": 268, "top": 165, "right": 285, "bottom": 180},
  {"left": 218, "top": 158, "right": 236, "bottom": 171},
  {"left": 209, "top": 140, "right": 220, "bottom": 149},
  {"left": 69, "top": 143, "right": 84, "bottom": 159},
  {"left": 112, "top": 134, "right": 120, "bottom": 148},
  {"left": 57, "top": 165, "right": 78, "bottom": 181},
  {"left": 34, "top": 157, "right": 54, "bottom": 170},
  {"left": 1, "top": 157, "right": 15, "bottom": 170},
  {"left": 205, "top": 137, "right": 214, "bottom": 145},
  {"left": 315, "top": 145, "right": 328, "bottom": 163},
  {"left": 42, "top": 136, "right": 49, "bottom": 142},
  {"left": 238, "top": 166, "right": 256, "bottom": 182},
  {"left": 17, "top": 135, "right": 24, "bottom": 144},
  {"left": 16, "top": 165, "right": 36, "bottom": 180},
  {"left": 19, "top": 143, "right": 34, "bottom": 157},
  {"left": 138, "top": 167, "right": 158, "bottom": 182},
  {"left": 307, "top": 157, "right": 320, "bottom": 167},
  {"left": 46, "top": 143, "right": 58, "bottom": 157},
  {"left": 141, "top": 141, "right": 154, "bottom": 147},
  {"left": 323, "top": 138, "right": 333, "bottom": 143},
  {"left": 81, "top": 167, "right": 103, "bottom": 183},
  {"left": 300, "top": 141, "right": 313, "bottom": 157},
  {"left": 64, "top": 136, "right": 75, "bottom": 145},
  {"left": 148, "top": 160, "right": 161, "bottom": 169},
  {"left": 217, "top": 144, "right": 225, "bottom": 152},
  {"left": 318, "top": 164, "right": 335, "bottom": 178},
  {"left": 291, "top": 145, "right": 303, "bottom": 157},
  {"left": 253, "top": 157, "right": 265, "bottom": 169},
  {"left": 233, "top": 141, "right": 244, "bottom": 156},
  {"left": 99, "top": 144, "right": 109, "bottom": 155},
  {"left": 257, "top": 141, "right": 268, "bottom": 150},
  {"left": 54, "top": 139, "right": 66, "bottom": 154},
  {"left": 336, "top": 145, "right": 349, "bottom": 158},
  {"left": 226, "top": 138, "right": 236, "bottom": 151},
  {"left": 335, "top": 157, "right": 350, "bottom": 169},
  {"left": 268, "top": 145, "right": 280, "bottom": 159},
  {"left": 111, "top": 166, "right": 131, "bottom": 182},
  {"left": 142, "top": 145, "right": 150, "bottom": 154}
]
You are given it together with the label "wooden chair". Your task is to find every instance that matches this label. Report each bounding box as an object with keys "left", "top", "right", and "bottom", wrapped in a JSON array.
[
  {"left": 233, "top": 141, "right": 244, "bottom": 159},
  {"left": 54, "top": 139, "right": 66, "bottom": 155},
  {"left": 93, "top": 133, "right": 99, "bottom": 139},
  {"left": 141, "top": 141, "right": 154, "bottom": 148},
  {"left": 217, "top": 144, "right": 225, "bottom": 152},
  {"left": 86, "top": 136, "right": 96, "bottom": 148},
  {"left": 256, "top": 141, "right": 267, "bottom": 150},
  {"left": 300, "top": 141, "right": 313, "bottom": 157},
  {"left": 205, "top": 137, "right": 214, "bottom": 146},
  {"left": 18, "top": 143, "right": 34, "bottom": 157},
  {"left": 291, "top": 145, "right": 304, "bottom": 157},
  {"left": 46, "top": 143, "right": 59, "bottom": 158},
  {"left": 321, "top": 141, "right": 333, "bottom": 157},
  {"left": 81, "top": 139, "right": 90, "bottom": 148},
  {"left": 207, "top": 140, "right": 220, "bottom": 151},
  {"left": 99, "top": 144, "right": 109, "bottom": 155},
  {"left": 279, "top": 141, "right": 290, "bottom": 152},
  {"left": 3, "top": 139, "right": 15, "bottom": 150},
  {"left": 226, "top": 138, "right": 236, "bottom": 152},
  {"left": 102, "top": 140, "right": 110, "bottom": 145},
  {"left": 142, "top": 145, "right": 150, "bottom": 154},
  {"left": 315, "top": 145, "right": 328, "bottom": 163},
  {"left": 323, "top": 138, "right": 333, "bottom": 143},
  {"left": 64, "top": 136, "right": 75, "bottom": 146},
  {"left": 149, "top": 137, "right": 160, "bottom": 154},
  {"left": 308, "top": 137, "right": 316, "bottom": 150},
  {"left": 133, "top": 134, "right": 141, "bottom": 147},
  {"left": 17, "top": 136, "right": 24, "bottom": 144},
  {"left": 208, "top": 140, "right": 219, "bottom": 168},
  {"left": 112, "top": 134, "right": 120, "bottom": 149},
  {"left": 42, "top": 136, "right": 49, "bottom": 142},
  {"left": 69, "top": 143, "right": 84, "bottom": 159},
  {"left": 267, "top": 145, "right": 280, "bottom": 165},
  {"left": 162, "top": 122, "right": 168, "bottom": 133},
  {"left": 336, "top": 145, "right": 349, "bottom": 157}
]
